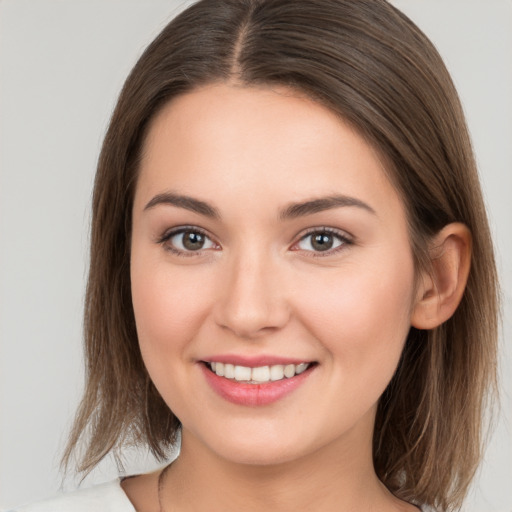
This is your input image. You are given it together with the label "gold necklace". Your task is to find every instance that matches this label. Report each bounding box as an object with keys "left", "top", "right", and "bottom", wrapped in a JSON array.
[{"left": 157, "top": 463, "right": 173, "bottom": 512}]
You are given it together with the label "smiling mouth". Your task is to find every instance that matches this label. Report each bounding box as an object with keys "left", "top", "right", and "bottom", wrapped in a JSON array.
[{"left": 203, "top": 361, "right": 315, "bottom": 384}]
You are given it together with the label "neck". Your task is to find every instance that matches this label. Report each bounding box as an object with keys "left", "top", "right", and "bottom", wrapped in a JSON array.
[{"left": 160, "top": 423, "right": 410, "bottom": 512}]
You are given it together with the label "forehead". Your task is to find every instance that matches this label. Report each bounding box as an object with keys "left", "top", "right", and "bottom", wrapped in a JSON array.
[{"left": 135, "top": 83, "right": 404, "bottom": 224}]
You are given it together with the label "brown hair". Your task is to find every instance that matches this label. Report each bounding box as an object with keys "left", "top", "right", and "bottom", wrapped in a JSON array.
[{"left": 63, "top": 1, "right": 499, "bottom": 510}]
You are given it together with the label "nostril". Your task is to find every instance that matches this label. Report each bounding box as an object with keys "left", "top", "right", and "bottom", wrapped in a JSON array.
[{"left": 214, "top": 299, "right": 291, "bottom": 339}]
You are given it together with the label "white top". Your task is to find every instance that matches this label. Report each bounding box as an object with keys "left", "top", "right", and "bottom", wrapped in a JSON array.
[
  {"left": 10, "top": 480, "right": 136, "bottom": 512},
  {"left": 8, "top": 479, "right": 427, "bottom": 512}
]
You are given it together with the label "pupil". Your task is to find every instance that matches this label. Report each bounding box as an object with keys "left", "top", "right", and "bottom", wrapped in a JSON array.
[
  {"left": 183, "top": 231, "right": 204, "bottom": 250},
  {"left": 312, "top": 233, "right": 333, "bottom": 251}
]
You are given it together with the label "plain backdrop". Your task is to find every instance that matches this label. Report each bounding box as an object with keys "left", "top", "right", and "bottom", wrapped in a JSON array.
[{"left": 1, "top": 1, "right": 511, "bottom": 510}]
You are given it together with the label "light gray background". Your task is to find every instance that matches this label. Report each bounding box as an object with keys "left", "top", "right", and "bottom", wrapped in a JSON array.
[{"left": 1, "top": 1, "right": 511, "bottom": 510}]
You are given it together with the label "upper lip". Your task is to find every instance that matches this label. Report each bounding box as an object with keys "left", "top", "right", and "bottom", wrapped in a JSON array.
[{"left": 200, "top": 354, "right": 315, "bottom": 367}]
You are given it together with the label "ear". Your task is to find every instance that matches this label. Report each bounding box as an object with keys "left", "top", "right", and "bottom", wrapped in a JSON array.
[{"left": 411, "top": 223, "right": 472, "bottom": 330}]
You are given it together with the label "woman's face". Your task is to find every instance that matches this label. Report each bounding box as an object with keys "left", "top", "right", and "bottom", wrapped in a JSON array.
[{"left": 131, "top": 84, "right": 420, "bottom": 465}]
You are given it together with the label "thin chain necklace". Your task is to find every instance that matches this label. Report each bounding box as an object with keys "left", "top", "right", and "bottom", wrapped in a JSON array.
[{"left": 157, "top": 462, "right": 173, "bottom": 512}]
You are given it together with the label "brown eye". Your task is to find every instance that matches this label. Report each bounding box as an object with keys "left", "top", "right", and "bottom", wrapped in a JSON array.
[
  {"left": 182, "top": 230, "right": 206, "bottom": 250},
  {"left": 311, "top": 233, "right": 334, "bottom": 251},
  {"left": 295, "top": 229, "right": 348, "bottom": 254},
  {"left": 165, "top": 228, "right": 217, "bottom": 254}
]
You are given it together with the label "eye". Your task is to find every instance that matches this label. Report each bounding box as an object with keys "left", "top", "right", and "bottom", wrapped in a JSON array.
[
  {"left": 293, "top": 228, "right": 351, "bottom": 254},
  {"left": 159, "top": 227, "right": 218, "bottom": 255}
]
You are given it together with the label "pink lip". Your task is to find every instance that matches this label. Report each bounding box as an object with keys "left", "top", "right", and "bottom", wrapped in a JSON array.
[
  {"left": 200, "top": 362, "right": 315, "bottom": 407},
  {"left": 202, "top": 354, "right": 312, "bottom": 366}
]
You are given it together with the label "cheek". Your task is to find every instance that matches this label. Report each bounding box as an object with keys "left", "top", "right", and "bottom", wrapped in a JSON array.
[
  {"left": 130, "top": 258, "right": 220, "bottom": 418},
  {"left": 297, "top": 251, "right": 416, "bottom": 379},
  {"left": 130, "top": 257, "right": 214, "bottom": 361}
]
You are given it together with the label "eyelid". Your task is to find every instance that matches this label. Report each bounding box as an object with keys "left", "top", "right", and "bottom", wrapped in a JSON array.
[
  {"left": 157, "top": 225, "right": 220, "bottom": 257},
  {"left": 290, "top": 226, "right": 353, "bottom": 256},
  {"left": 156, "top": 225, "right": 353, "bottom": 257}
]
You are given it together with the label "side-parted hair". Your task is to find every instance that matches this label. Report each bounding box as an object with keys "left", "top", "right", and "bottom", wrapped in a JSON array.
[{"left": 63, "top": 1, "right": 499, "bottom": 510}]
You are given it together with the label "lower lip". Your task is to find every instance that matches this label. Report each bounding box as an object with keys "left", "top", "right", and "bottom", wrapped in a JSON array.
[{"left": 200, "top": 364, "right": 315, "bottom": 406}]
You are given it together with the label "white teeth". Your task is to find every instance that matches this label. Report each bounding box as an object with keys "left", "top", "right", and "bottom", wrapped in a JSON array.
[
  {"left": 234, "top": 365, "right": 252, "bottom": 381},
  {"left": 209, "top": 362, "right": 311, "bottom": 383},
  {"left": 283, "top": 364, "right": 295, "bottom": 378},
  {"left": 224, "top": 363, "right": 235, "bottom": 379},
  {"left": 295, "top": 363, "right": 308, "bottom": 374},
  {"left": 269, "top": 365, "right": 285, "bottom": 381},
  {"left": 251, "top": 366, "right": 270, "bottom": 382},
  {"left": 215, "top": 362, "right": 225, "bottom": 377}
]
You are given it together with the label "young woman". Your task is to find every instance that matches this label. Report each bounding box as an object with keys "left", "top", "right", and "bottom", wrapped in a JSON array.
[{"left": 14, "top": 1, "right": 499, "bottom": 511}]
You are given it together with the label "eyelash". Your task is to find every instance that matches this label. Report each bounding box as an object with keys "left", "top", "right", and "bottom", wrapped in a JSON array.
[
  {"left": 157, "top": 226, "right": 353, "bottom": 257},
  {"left": 291, "top": 227, "right": 353, "bottom": 257},
  {"left": 158, "top": 226, "right": 219, "bottom": 258}
]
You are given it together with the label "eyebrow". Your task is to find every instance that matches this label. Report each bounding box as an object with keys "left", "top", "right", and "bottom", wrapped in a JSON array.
[
  {"left": 144, "top": 192, "right": 220, "bottom": 218},
  {"left": 279, "top": 195, "right": 376, "bottom": 219},
  {"left": 144, "top": 192, "right": 376, "bottom": 219}
]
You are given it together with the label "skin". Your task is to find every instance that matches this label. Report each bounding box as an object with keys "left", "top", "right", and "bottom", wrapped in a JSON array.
[{"left": 125, "top": 83, "right": 470, "bottom": 511}]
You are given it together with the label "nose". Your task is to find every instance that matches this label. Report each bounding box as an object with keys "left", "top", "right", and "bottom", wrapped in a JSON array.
[{"left": 213, "top": 250, "right": 291, "bottom": 339}]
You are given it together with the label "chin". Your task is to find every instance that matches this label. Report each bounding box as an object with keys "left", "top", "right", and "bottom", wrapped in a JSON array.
[
  {"left": 196, "top": 424, "right": 317, "bottom": 467},
  {"left": 216, "top": 443, "right": 304, "bottom": 467}
]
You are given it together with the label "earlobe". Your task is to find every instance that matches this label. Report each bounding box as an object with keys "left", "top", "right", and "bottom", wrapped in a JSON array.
[{"left": 411, "top": 223, "right": 472, "bottom": 330}]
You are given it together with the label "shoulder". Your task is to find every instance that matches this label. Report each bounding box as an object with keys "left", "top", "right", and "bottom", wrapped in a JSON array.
[{"left": 9, "top": 479, "right": 136, "bottom": 512}]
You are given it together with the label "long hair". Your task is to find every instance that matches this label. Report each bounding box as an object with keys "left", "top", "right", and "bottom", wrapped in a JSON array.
[{"left": 62, "top": 1, "right": 499, "bottom": 510}]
